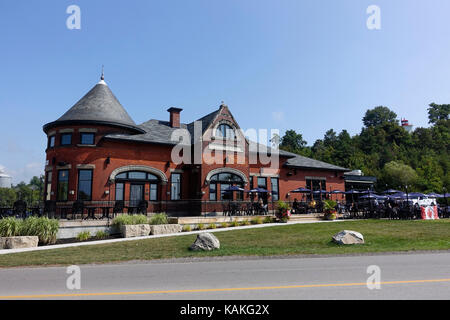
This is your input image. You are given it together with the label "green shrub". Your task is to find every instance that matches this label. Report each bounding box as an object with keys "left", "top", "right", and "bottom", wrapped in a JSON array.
[
  {"left": 197, "top": 223, "right": 205, "bottom": 230},
  {"left": 229, "top": 220, "right": 239, "bottom": 227},
  {"left": 112, "top": 214, "right": 148, "bottom": 227},
  {"left": 263, "top": 216, "right": 273, "bottom": 224},
  {"left": 149, "top": 213, "right": 168, "bottom": 225},
  {"left": 0, "top": 217, "right": 59, "bottom": 245},
  {"left": 208, "top": 223, "right": 217, "bottom": 229},
  {"left": 95, "top": 230, "right": 109, "bottom": 239},
  {"left": 240, "top": 220, "right": 250, "bottom": 226},
  {"left": 251, "top": 217, "right": 263, "bottom": 225},
  {"left": 0, "top": 217, "right": 22, "bottom": 237},
  {"left": 76, "top": 231, "right": 91, "bottom": 241},
  {"left": 182, "top": 225, "right": 192, "bottom": 232},
  {"left": 220, "top": 222, "right": 228, "bottom": 228}
]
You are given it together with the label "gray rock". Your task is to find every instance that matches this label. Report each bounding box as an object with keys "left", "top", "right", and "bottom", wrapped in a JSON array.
[
  {"left": 332, "top": 230, "right": 364, "bottom": 245},
  {"left": 150, "top": 224, "right": 182, "bottom": 235},
  {"left": 1, "top": 236, "right": 39, "bottom": 249},
  {"left": 120, "top": 224, "right": 150, "bottom": 238},
  {"left": 189, "top": 232, "right": 220, "bottom": 251}
]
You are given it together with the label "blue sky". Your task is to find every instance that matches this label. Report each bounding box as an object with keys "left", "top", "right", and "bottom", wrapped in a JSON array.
[{"left": 1, "top": 0, "right": 450, "bottom": 184}]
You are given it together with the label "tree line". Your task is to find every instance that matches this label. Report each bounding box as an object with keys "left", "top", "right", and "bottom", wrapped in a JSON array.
[
  {"left": 277, "top": 104, "right": 450, "bottom": 193},
  {"left": 0, "top": 175, "right": 44, "bottom": 206}
]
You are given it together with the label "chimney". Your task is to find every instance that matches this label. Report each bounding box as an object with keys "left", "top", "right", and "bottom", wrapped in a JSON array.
[{"left": 167, "top": 107, "right": 182, "bottom": 128}]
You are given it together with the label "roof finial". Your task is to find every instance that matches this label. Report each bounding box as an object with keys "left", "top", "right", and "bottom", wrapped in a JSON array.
[{"left": 101, "top": 65, "right": 104, "bottom": 80}]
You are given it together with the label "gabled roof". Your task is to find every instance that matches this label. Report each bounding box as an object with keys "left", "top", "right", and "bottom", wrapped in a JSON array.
[
  {"left": 43, "top": 80, "right": 144, "bottom": 133},
  {"left": 105, "top": 107, "right": 222, "bottom": 145}
]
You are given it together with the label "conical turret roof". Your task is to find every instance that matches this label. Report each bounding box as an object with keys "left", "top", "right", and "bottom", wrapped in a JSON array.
[{"left": 43, "top": 79, "right": 144, "bottom": 133}]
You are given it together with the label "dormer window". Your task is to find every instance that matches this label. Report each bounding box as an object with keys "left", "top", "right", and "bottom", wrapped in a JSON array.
[{"left": 216, "top": 124, "right": 235, "bottom": 139}]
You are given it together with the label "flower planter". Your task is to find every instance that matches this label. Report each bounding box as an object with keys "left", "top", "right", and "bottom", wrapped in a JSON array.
[
  {"left": 120, "top": 224, "right": 151, "bottom": 238},
  {"left": 0, "top": 236, "right": 39, "bottom": 249}
]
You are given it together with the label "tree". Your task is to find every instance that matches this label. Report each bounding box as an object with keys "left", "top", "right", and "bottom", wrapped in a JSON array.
[
  {"left": 382, "top": 161, "right": 418, "bottom": 189},
  {"left": 362, "top": 106, "right": 398, "bottom": 128},
  {"left": 428, "top": 103, "right": 450, "bottom": 124},
  {"left": 280, "top": 130, "right": 307, "bottom": 154}
]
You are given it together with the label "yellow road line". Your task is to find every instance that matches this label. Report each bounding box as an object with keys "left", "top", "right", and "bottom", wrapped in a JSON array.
[{"left": 1, "top": 278, "right": 449, "bottom": 299}]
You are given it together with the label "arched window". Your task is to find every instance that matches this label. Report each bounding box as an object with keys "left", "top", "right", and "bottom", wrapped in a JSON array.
[
  {"left": 114, "top": 171, "right": 159, "bottom": 202},
  {"left": 209, "top": 172, "right": 244, "bottom": 201},
  {"left": 216, "top": 123, "right": 235, "bottom": 139}
]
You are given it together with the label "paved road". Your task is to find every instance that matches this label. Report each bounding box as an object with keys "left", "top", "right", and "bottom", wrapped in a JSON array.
[{"left": 0, "top": 252, "right": 449, "bottom": 300}]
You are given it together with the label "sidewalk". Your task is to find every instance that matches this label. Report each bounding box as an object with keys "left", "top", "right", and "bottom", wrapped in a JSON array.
[{"left": 0, "top": 219, "right": 348, "bottom": 255}]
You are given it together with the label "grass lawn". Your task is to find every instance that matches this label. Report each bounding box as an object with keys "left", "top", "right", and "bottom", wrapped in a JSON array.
[{"left": 1, "top": 219, "right": 450, "bottom": 268}]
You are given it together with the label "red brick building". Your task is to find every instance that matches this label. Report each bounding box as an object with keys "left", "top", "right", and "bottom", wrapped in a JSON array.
[{"left": 43, "top": 76, "right": 348, "bottom": 216}]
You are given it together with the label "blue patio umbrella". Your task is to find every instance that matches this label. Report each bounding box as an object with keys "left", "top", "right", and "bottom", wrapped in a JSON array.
[
  {"left": 249, "top": 187, "right": 268, "bottom": 193},
  {"left": 387, "top": 192, "right": 406, "bottom": 199},
  {"left": 224, "top": 186, "right": 245, "bottom": 192},
  {"left": 331, "top": 190, "right": 345, "bottom": 194},
  {"left": 408, "top": 192, "right": 426, "bottom": 198},
  {"left": 291, "top": 187, "right": 311, "bottom": 193},
  {"left": 383, "top": 189, "right": 401, "bottom": 194},
  {"left": 426, "top": 193, "right": 443, "bottom": 198}
]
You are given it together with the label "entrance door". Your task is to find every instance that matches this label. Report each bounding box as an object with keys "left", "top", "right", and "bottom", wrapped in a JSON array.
[{"left": 130, "top": 184, "right": 144, "bottom": 207}]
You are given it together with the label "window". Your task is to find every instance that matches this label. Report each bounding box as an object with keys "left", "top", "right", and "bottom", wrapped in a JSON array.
[
  {"left": 257, "top": 177, "right": 267, "bottom": 189},
  {"left": 250, "top": 176, "right": 254, "bottom": 189},
  {"left": 171, "top": 173, "right": 181, "bottom": 200},
  {"left": 221, "top": 184, "right": 231, "bottom": 200},
  {"left": 78, "top": 170, "right": 93, "bottom": 200},
  {"left": 128, "top": 171, "right": 147, "bottom": 180},
  {"left": 46, "top": 171, "right": 52, "bottom": 201},
  {"left": 80, "top": 133, "right": 95, "bottom": 145},
  {"left": 60, "top": 133, "right": 72, "bottom": 146},
  {"left": 209, "top": 183, "right": 216, "bottom": 201},
  {"left": 57, "top": 170, "right": 69, "bottom": 201},
  {"left": 48, "top": 136, "right": 55, "bottom": 148},
  {"left": 306, "top": 179, "right": 326, "bottom": 200},
  {"left": 115, "top": 183, "right": 124, "bottom": 201},
  {"left": 149, "top": 183, "right": 157, "bottom": 201},
  {"left": 216, "top": 124, "right": 235, "bottom": 139},
  {"left": 271, "top": 178, "right": 279, "bottom": 201}
]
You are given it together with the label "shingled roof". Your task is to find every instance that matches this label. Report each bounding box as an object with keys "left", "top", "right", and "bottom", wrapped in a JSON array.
[
  {"left": 43, "top": 80, "right": 144, "bottom": 134},
  {"left": 284, "top": 154, "right": 349, "bottom": 171}
]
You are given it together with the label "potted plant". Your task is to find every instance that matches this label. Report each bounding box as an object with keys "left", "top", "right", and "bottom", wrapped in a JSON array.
[
  {"left": 275, "top": 200, "right": 291, "bottom": 223},
  {"left": 323, "top": 199, "right": 337, "bottom": 220}
]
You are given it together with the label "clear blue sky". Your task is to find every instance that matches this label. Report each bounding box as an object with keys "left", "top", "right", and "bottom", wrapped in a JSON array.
[{"left": 1, "top": 0, "right": 450, "bottom": 184}]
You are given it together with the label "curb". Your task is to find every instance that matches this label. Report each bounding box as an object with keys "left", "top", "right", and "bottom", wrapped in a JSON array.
[{"left": 0, "top": 219, "right": 346, "bottom": 255}]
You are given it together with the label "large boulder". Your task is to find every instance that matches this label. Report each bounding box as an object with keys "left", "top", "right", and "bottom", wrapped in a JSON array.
[
  {"left": 1, "top": 236, "right": 39, "bottom": 249},
  {"left": 332, "top": 230, "right": 364, "bottom": 245},
  {"left": 189, "top": 232, "right": 220, "bottom": 251},
  {"left": 150, "top": 224, "right": 182, "bottom": 235},
  {"left": 120, "top": 224, "right": 150, "bottom": 238}
]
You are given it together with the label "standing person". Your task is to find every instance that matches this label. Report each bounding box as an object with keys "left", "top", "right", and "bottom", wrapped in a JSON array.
[{"left": 293, "top": 198, "right": 299, "bottom": 214}]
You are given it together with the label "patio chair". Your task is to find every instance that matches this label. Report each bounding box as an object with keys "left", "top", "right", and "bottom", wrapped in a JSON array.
[
  {"left": 72, "top": 200, "right": 85, "bottom": 219},
  {"left": 113, "top": 200, "right": 125, "bottom": 217},
  {"left": 137, "top": 200, "right": 148, "bottom": 214},
  {"left": 12, "top": 200, "right": 27, "bottom": 219},
  {"left": 43, "top": 200, "right": 56, "bottom": 218}
]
